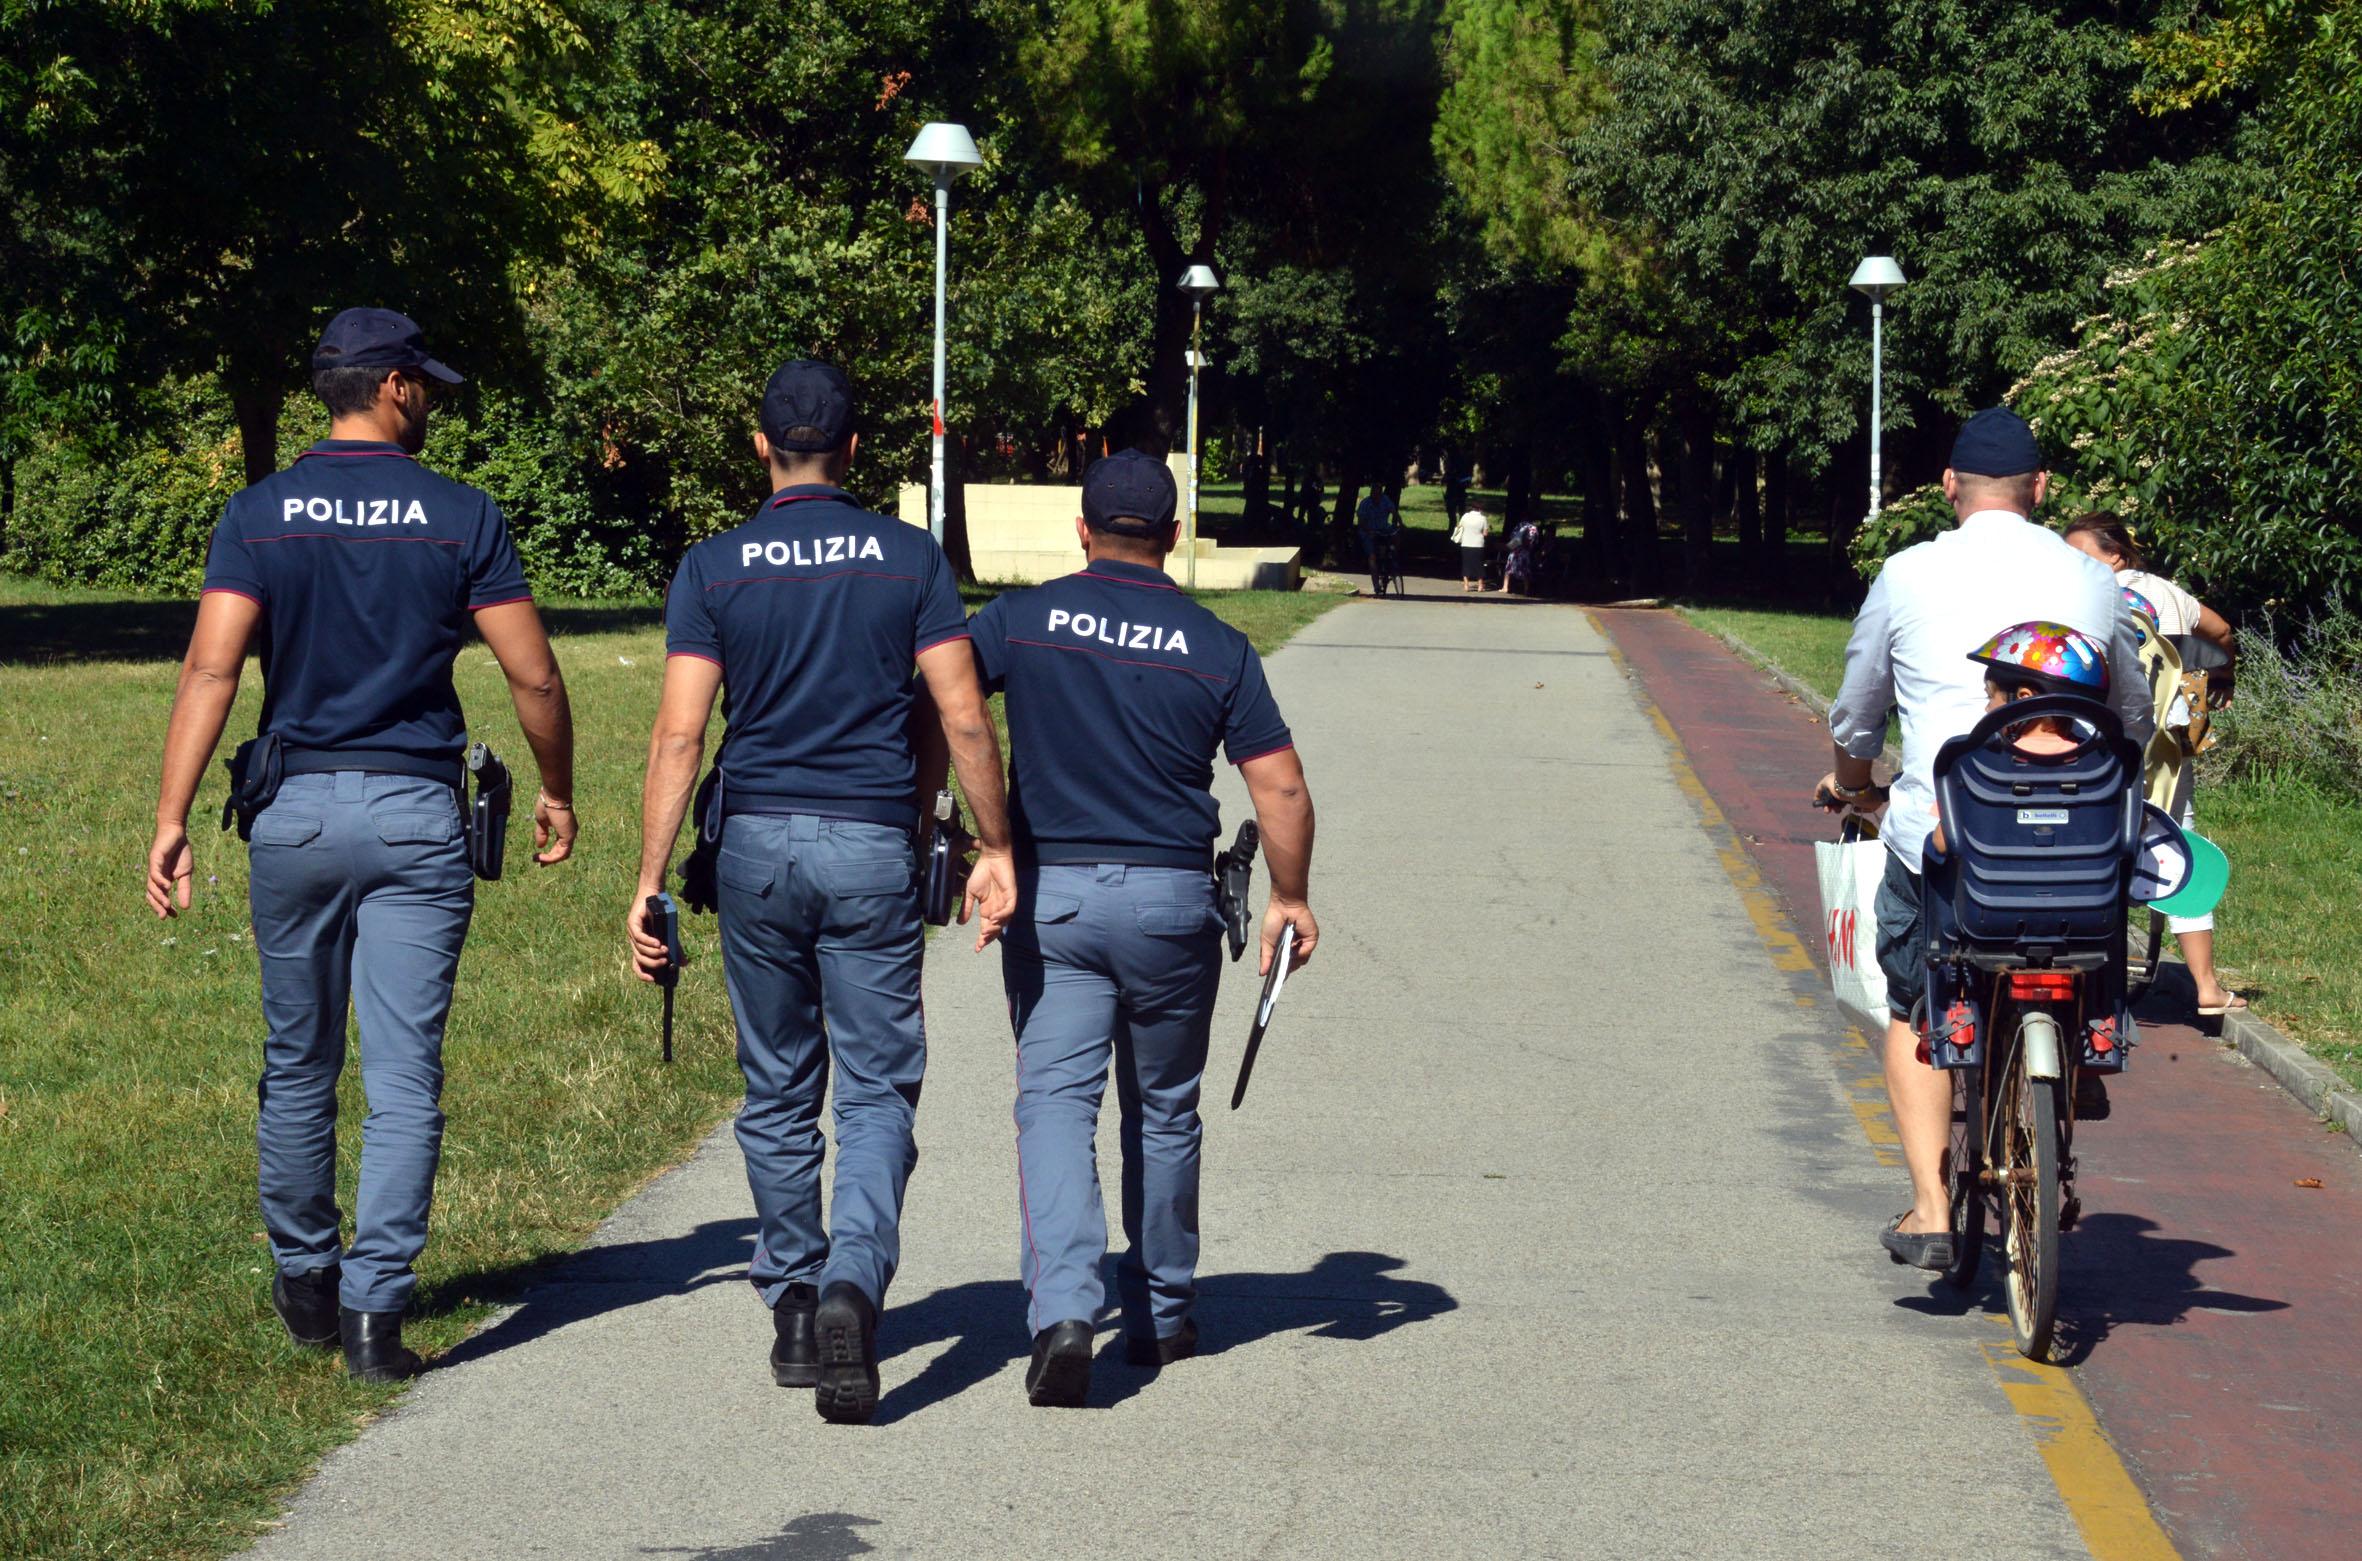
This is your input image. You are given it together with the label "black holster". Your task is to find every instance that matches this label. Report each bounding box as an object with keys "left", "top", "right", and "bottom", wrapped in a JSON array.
[
  {"left": 920, "top": 789, "right": 975, "bottom": 927},
  {"left": 1216, "top": 820, "right": 1261, "bottom": 963},
  {"left": 465, "top": 742, "right": 512, "bottom": 881},
  {"left": 679, "top": 767, "right": 724, "bottom": 914},
  {"left": 220, "top": 732, "right": 285, "bottom": 842}
]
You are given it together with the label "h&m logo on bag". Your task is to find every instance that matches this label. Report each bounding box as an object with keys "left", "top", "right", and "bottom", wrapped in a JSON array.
[{"left": 1827, "top": 907, "right": 1860, "bottom": 971}]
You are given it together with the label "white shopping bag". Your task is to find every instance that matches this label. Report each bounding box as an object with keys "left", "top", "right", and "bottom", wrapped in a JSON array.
[{"left": 1815, "top": 835, "right": 1890, "bottom": 1030}]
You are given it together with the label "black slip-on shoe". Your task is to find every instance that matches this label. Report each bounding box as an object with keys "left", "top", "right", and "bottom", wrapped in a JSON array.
[
  {"left": 1026, "top": 1320, "right": 1094, "bottom": 1408},
  {"left": 771, "top": 1283, "right": 819, "bottom": 1388},
  {"left": 1123, "top": 1317, "right": 1198, "bottom": 1368},
  {"left": 272, "top": 1266, "right": 341, "bottom": 1349},
  {"left": 339, "top": 1307, "right": 423, "bottom": 1383},
  {"left": 813, "top": 1283, "right": 880, "bottom": 1425},
  {"left": 1880, "top": 1214, "right": 1956, "bottom": 1273}
]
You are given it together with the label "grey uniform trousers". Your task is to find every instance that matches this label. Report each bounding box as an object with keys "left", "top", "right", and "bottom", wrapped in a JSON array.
[
  {"left": 1001, "top": 864, "right": 1224, "bottom": 1342},
  {"left": 715, "top": 813, "right": 927, "bottom": 1310},
  {"left": 246, "top": 771, "right": 473, "bottom": 1315}
]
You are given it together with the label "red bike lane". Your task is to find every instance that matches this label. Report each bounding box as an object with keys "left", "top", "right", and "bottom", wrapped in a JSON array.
[{"left": 1594, "top": 607, "right": 2362, "bottom": 1560}]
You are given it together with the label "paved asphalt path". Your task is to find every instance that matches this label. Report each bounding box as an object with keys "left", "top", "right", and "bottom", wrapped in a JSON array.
[
  {"left": 1599, "top": 608, "right": 2362, "bottom": 1560},
  {"left": 247, "top": 599, "right": 2101, "bottom": 1560}
]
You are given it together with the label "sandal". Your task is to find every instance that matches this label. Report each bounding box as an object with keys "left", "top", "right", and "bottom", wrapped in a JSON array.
[
  {"left": 1880, "top": 1212, "right": 1955, "bottom": 1272},
  {"left": 2196, "top": 991, "right": 2248, "bottom": 1017}
]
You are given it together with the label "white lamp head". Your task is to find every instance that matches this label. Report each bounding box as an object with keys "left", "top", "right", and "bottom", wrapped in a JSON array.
[
  {"left": 904, "top": 122, "right": 983, "bottom": 178},
  {"left": 1177, "top": 264, "right": 1221, "bottom": 298},
  {"left": 1850, "top": 255, "right": 1906, "bottom": 302}
]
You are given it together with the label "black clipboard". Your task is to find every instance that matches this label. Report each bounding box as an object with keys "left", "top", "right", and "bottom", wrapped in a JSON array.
[{"left": 1229, "top": 923, "right": 1297, "bottom": 1110}]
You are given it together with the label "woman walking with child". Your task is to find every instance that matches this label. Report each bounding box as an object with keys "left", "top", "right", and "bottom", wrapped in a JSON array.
[{"left": 2063, "top": 516, "right": 2245, "bottom": 1016}]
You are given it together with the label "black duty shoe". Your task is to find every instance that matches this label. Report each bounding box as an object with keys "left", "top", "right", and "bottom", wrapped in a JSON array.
[
  {"left": 1123, "top": 1317, "right": 1198, "bottom": 1368},
  {"left": 272, "top": 1266, "right": 341, "bottom": 1349},
  {"left": 812, "top": 1283, "right": 880, "bottom": 1425},
  {"left": 1026, "top": 1320, "right": 1094, "bottom": 1408},
  {"left": 771, "top": 1283, "right": 819, "bottom": 1388},
  {"left": 339, "top": 1308, "right": 423, "bottom": 1383}
]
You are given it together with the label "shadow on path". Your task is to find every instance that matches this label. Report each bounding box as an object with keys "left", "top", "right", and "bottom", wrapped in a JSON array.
[
  {"left": 428, "top": 1232, "right": 1456, "bottom": 1424},
  {"left": 426, "top": 1217, "right": 757, "bottom": 1369},
  {"left": 1893, "top": 1211, "right": 2285, "bottom": 1365},
  {"left": 640, "top": 1513, "right": 881, "bottom": 1560},
  {"left": 873, "top": 1250, "right": 1456, "bottom": 1423}
]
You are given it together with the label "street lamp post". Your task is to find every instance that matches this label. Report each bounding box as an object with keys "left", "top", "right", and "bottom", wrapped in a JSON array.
[
  {"left": 1848, "top": 255, "right": 1907, "bottom": 521},
  {"left": 904, "top": 122, "right": 983, "bottom": 547},
  {"left": 1177, "top": 265, "right": 1221, "bottom": 589}
]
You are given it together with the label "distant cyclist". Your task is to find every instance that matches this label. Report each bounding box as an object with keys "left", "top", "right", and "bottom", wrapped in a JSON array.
[{"left": 1818, "top": 408, "right": 2151, "bottom": 1272}]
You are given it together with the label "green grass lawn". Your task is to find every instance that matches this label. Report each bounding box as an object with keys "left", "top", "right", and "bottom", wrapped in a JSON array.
[
  {"left": 1682, "top": 603, "right": 2362, "bottom": 1093},
  {"left": 0, "top": 571, "right": 1338, "bottom": 1561}
]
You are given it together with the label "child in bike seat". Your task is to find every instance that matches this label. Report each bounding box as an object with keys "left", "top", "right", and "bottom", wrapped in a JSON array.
[{"left": 1929, "top": 621, "right": 2110, "bottom": 856}]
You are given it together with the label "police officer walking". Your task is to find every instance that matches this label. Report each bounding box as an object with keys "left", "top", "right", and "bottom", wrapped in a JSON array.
[
  {"left": 626, "top": 360, "right": 1016, "bottom": 1425},
  {"left": 144, "top": 307, "right": 579, "bottom": 1381},
  {"left": 966, "top": 450, "right": 1319, "bottom": 1408}
]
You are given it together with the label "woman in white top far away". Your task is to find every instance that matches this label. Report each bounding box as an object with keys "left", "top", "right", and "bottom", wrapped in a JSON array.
[
  {"left": 2064, "top": 515, "right": 2246, "bottom": 1016},
  {"left": 1451, "top": 507, "right": 1489, "bottom": 592}
]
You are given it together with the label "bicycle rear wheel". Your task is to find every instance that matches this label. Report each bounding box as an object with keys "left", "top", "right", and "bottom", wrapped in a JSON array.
[
  {"left": 2001, "top": 1013, "right": 2063, "bottom": 1358},
  {"left": 1942, "top": 1066, "right": 1986, "bottom": 1291}
]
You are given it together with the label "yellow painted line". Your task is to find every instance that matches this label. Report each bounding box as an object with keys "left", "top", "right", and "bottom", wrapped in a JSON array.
[
  {"left": 1983, "top": 1334, "right": 2181, "bottom": 1560},
  {"left": 1587, "top": 609, "right": 2180, "bottom": 1561}
]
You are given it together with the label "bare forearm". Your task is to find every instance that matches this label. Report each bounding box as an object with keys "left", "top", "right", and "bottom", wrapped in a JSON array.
[
  {"left": 636, "top": 731, "right": 702, "bottom": 892},
  {"left": 944, "top": 719, "right": 1009, "bottom": 851},
  {"left": 508, "top": 667, "right": 576, "bottom": 800},
  {"left": 156, "top": 664, "right": 241, "bottom": 825},
  {"left": 1829, "top": 744, "right": 1876, "bottom": 791},
  {"left": 1257, "top": 789, "right": 1315, "bottom": 901}
]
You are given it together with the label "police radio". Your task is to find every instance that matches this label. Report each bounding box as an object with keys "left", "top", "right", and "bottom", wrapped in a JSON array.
[
  {"left": 922, "top": 789, "right": 976, "bottom": 927},
  {"left": 647, "top": 892, "right": 683, "bottom": 1064}
]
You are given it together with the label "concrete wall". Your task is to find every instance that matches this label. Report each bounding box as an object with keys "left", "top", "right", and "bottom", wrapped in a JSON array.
[{"left": 897, "top": 482, "right": 1301, "bottom": 591}]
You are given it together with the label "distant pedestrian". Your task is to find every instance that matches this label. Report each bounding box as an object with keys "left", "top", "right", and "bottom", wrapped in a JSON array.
[
  {"left": 1451, "top": 505, "right": 1489, "bottom": 592},
  {"left": 1502, "top": 519, "right": 1542, "bottom": 596},
  {"left": 2064, "top": 516, "right": 2244, "bottom": 1016}
]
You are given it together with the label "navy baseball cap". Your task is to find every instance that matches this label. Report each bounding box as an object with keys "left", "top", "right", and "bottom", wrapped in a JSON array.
[
  {"left": 1950, "top": 406, "right": 2042, "bottom": 477},
  {"left": 1081, "top": 449, "right": 1178, "bottom": 536},
  {"left": 310, "top": 307, "right": 462, "bottom": 384},
  {"left": 761, "top": 360, "right": 855, "bottom": 451}
]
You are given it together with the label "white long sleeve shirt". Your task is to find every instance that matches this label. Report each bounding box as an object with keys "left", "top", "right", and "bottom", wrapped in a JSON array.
[{"left": 1827, "top": 509, "right": 2155, "bottom": 872}]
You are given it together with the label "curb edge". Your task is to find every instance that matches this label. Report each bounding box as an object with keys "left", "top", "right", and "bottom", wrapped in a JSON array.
[{"left": 1684, "top": 609, "right": 2358, "bottom": 1148}]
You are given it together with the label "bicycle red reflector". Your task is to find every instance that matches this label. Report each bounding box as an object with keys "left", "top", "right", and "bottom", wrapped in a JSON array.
[{"left": 2006, "top": 972, "right": 2078, "bottom": 999}]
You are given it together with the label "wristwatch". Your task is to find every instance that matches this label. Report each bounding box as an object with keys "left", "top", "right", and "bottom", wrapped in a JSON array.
[{"left": 1827, "top": 778, "right": 1888, "bottom": 802}]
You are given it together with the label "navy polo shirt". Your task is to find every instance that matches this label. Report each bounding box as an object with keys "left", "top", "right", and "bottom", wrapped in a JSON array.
[
  {"left": 968, "top": 559, "right": 1293, "bottom": 868},
  {"left": 200, "top": 440, "right": 531, "bottom": 762},
  {"left": 665, "top": 484, "right": 968, "bottom": 826}
]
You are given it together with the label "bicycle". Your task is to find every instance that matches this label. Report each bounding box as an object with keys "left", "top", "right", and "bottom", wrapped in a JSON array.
[
  {"left": 1366, "top": 535, "right": 1406, "bottom": 598},
  {"left": 1918, "top": 695, "right": 2141, "bottom": 1358}
]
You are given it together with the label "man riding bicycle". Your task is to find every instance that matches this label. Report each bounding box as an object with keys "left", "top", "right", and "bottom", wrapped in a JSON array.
[{"left": 1817, "top": 408, "right": 2151, "bottom": 1272}]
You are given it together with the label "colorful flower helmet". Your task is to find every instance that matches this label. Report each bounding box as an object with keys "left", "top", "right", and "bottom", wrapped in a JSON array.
[
  {"left": 2122, "top": 585, "right": 2161, "bottom": 633},
  {"left": 1969, "top": 621, "right": 2109, "bottom": 697}
]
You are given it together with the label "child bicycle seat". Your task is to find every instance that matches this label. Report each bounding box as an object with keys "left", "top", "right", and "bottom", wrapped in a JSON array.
[
  {"left": 1919, "top": 695, "right": 2143, "bottom": 1075},
  {"left": 1919, "top": 694, "right": 2141, "bottom": 972}
]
